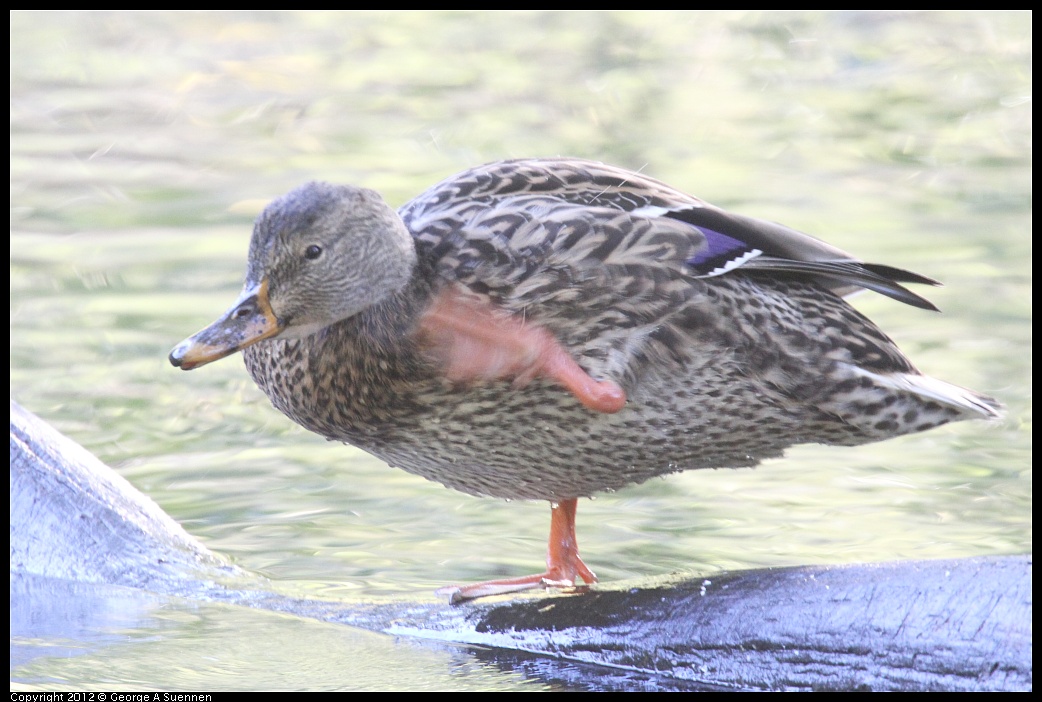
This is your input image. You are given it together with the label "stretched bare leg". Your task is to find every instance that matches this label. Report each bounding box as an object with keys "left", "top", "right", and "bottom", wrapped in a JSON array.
[{"left": 437, "top": 498, "right": 597, "bottom": 603}]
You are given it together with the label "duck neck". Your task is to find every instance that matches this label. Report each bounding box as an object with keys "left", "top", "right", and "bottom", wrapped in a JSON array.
[{"left": 352, "top": 258, "right": 435, "bottom": 351}]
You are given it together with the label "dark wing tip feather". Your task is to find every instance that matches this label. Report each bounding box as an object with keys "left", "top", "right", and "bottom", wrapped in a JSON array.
[
  {"left": 720, "top": 257, "right": 941, "bottom": 312},
  {"left": 662, "top": 206, "right": 941, "bottom": 312},
  {"left": 860, "top": 263, "right": 942, "bottom": 288}
]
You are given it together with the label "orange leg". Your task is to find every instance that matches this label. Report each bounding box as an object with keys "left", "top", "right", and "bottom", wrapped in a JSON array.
[{"left": 436, "top": 498, "right": 598, "bottom": 603}]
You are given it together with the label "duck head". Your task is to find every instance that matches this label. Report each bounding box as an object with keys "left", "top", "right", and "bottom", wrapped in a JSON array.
[{"left": 170, "top": 182, "right": 417, "bottom": 370}]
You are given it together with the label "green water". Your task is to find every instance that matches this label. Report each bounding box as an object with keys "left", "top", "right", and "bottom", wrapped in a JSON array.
[{"left": 10, "top": 10, "right": 1030, "bottom": 691}]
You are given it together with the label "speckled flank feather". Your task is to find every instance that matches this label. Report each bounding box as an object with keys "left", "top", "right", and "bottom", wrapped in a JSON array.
[{"left": 231, "top": 158, "right": 1000, "bottom": 501}]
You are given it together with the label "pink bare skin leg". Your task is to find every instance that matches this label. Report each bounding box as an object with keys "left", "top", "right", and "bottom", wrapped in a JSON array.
[
  {"left": 416, "top": 287, "right": 626, "bottom": 413},
  {"left": 436, "top": 499, "right": 597, "bottom": 603}
]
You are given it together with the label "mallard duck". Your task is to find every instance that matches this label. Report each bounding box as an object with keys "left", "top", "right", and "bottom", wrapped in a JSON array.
[{"left": 170, "top": 158, "right": 1000, "bottom": 602}]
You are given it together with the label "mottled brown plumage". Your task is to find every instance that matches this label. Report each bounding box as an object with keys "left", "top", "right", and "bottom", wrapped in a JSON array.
[{"left": 171, "top": 158, "right": 1000, "bottom": 600}]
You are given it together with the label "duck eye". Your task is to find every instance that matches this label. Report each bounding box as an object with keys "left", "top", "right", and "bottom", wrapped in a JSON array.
[{"left": 304, "top": 244, "right": 323, "bottom": 260}]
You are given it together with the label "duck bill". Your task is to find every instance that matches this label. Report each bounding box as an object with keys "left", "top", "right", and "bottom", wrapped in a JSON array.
[{"left": 169, "top": 280, "right": 282, "bottom": 370}]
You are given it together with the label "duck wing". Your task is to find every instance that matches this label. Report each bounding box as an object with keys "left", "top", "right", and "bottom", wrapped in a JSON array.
[
  {"left": 401, "top": 158, "right": 939, "bottom": 314},
  {"left": 398, "top": 159, "right": 994, "bottom": 424}
]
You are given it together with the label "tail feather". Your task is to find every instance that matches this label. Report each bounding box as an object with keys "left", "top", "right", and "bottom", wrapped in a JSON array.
[{"left": 852, "top": 367, "right": 1003, "bottom": 420}]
